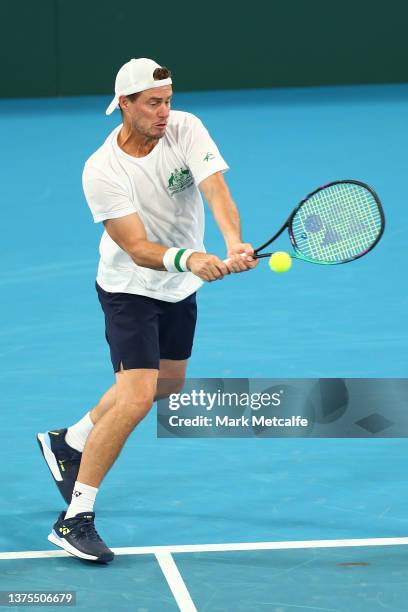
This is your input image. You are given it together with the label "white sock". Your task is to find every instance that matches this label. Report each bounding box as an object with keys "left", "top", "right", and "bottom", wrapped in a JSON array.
[
  {"left": 65, "top": 413, "right": 94, "bottom": 452},
  {"left": 65, "top": 481, "right": 98, "bottom": 519}
]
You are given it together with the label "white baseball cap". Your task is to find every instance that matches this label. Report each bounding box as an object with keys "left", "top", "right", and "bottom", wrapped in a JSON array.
[{"left": 105, "top": 58, "right": 172, "bottom": 116}]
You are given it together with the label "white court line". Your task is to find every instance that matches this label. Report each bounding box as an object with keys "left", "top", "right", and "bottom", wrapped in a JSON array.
[
  {"left": 1, "top": 536, "right": 408, "bottom": 560},
  {"left": 156, "top": 552, "right": 197, "bottom": 612}
]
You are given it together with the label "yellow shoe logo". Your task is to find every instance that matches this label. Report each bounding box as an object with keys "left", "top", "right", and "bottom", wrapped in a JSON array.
[
  {"left": 59, "top": 526, "right": 71, "bottom": 535},
  {"left": 58, "top": 460, "right": 66, "bottom": 473},
  {"left": 49, "top": 431, "right": 60, "bottom": 436}
]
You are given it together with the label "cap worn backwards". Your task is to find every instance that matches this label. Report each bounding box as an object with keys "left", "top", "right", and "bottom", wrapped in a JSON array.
[{"left": 105, "top": 58, "right": 172, "bottom": 116}]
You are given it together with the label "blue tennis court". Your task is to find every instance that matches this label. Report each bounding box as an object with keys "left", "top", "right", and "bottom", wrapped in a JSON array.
[{"left": 1, "top": 83, "right": 407, "bottom": 610}]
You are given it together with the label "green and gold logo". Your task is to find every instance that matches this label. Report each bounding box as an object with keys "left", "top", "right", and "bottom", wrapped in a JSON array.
[
  {"left": 204, "top": 152, "right": 215, "bottom": 162},
  {"left": 168, "top": 168, "right": 194, "bottom": 195}
]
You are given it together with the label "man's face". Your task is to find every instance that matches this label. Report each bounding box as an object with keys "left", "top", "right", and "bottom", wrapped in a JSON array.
[{"left": 121, "top": 85, "right": 173, "bottom": 140}]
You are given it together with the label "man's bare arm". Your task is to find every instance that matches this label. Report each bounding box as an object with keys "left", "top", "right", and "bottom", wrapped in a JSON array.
[
  {"left": 199, "top": 172, "right": 258, "bottom": 273},
  {"left": 199, "top": 172, "right": 241, "bottom": 247},
  {"left": 104, "top": 214, "right": 167, "bottom": 270},
  {"left": 104, "top": 213, "right": 228, "bottom": 281}
]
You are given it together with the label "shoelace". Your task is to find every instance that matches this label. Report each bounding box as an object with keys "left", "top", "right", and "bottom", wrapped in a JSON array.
[{"left": 71, "top": 517, "right": 103, "bottom": 543}]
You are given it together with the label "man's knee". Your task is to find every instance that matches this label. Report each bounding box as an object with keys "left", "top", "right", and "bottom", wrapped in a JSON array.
[
  {"left": 114, "top": 393, "right": 154, "bottom": 422},
  {"left": 156, "top": 377, "right": 185, "bottom": 400}
]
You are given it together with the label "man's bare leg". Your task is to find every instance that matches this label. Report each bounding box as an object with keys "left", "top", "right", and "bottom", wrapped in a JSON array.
[
  {"left": 89, "top": 359, "right": 188, "bottom": 423},
  {"left": 63, "top": 361, "right": 188, "bottom": 520},
  {"left": 77, "top": 367, "right": 159, "bottom": 488},
  {"left": 47, "top": 368, "right": 160, "bottom": 563}
]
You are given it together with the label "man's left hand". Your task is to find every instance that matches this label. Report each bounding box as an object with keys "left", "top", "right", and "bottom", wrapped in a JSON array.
[{"left": 226, "top": 243, "right": 259, "bottom": 273}]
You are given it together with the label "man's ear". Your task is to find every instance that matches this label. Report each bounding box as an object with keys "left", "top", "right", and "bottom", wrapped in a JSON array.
[{"left": 119, "top": 95, "right": 128, "bottom": 113}]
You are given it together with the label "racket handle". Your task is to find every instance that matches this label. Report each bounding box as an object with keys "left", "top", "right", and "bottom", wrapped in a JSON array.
[{"left": 223, "top": 253, "right": 258, "bottom": 264}]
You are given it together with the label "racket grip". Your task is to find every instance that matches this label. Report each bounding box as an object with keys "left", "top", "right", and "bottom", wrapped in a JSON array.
[{"left": 223, "top": 253, "right": 257, "bottom": 264}]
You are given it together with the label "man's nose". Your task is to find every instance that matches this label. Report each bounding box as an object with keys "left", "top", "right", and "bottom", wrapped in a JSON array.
[{"left": 158, "top": 104, "right": 169, "bottom": 117}]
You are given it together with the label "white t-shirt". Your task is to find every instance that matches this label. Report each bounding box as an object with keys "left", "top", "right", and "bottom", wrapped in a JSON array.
[{"left": 83, "top": 110, "right": 229, "bottom": 302}]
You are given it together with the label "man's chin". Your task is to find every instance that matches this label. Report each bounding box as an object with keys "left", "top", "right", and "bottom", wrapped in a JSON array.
[{"left": 152, "top": 125, "right": 167, "bottom": 137}]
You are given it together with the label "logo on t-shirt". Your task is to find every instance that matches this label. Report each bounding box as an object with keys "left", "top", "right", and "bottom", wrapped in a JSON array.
[
  {"left": 168, "top": 168, "right": 194, "bottom": 195},
  {"left": 203, "top": 152, "right": 216, "bottom": 162}
]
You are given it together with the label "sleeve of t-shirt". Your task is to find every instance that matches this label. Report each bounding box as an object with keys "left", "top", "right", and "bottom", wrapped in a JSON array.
[
  {"left": 82, "top": 163, "right": 137, "bottom": 224},
  {"left": 182, "top": 114, "right": 229, "bottom": 186}
]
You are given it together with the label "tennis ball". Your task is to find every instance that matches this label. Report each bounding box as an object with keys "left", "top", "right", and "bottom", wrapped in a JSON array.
[{"left": 269, "top": 251, "right": 292, "bottom": 273}]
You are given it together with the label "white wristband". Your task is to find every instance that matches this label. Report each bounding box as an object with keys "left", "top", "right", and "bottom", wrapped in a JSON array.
[
  {"left": 163, "top": 248, "right": 196, "bottom": 272},
  {"left": 179, "top": 248, "right": 196, "bottom": 271}
]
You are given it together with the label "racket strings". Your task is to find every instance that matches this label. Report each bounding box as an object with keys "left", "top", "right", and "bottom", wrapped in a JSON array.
[{"left": 291, "top": 183, "right": 383, "bottom": 263}]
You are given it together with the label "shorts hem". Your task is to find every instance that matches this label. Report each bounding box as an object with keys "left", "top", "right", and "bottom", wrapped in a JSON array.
[{"left": 113, "top": 359, "right": 160, "bottom": 373}]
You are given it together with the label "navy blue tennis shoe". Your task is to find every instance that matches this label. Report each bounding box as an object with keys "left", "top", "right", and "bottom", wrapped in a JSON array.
[
  {"left": 37, "top": 428, "right": 81, "bottom": 504},
  {"left": 48, "top": 511, "right": 114, "bottom": 563}
]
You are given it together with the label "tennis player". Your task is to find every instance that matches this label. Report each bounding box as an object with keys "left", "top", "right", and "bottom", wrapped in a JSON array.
[{"left": 37, "top": 58, "right": 257, "bottom": 563}]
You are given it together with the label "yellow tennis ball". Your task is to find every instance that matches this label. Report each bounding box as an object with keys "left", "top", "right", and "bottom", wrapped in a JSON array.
[{"left": 269, "top": 251, "right": 292, "bottom": 273}]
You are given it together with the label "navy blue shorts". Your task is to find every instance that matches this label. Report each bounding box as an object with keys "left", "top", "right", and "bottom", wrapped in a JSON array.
[{"left": 96, "top": 282, "right": 197, "bottom": 372}]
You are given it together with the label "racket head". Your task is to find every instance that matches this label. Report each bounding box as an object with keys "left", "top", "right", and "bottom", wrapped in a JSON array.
[{"left": 287, "top": 180, "right": 385, "bottom": 264}]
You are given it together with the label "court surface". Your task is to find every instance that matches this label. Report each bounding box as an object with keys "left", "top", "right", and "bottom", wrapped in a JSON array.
[{"left": 1, "top": 83, "right": 407, "bottom": 610}]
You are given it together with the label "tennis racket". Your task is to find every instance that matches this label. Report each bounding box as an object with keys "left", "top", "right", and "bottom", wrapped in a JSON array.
[{"left": 247, "top": 180, "right": 385, "bottom": 265}]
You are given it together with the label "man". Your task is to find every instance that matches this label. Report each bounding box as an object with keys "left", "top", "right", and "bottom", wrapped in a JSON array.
[{"left": 37, "top": 58, "right": 257, "bottom": 563}]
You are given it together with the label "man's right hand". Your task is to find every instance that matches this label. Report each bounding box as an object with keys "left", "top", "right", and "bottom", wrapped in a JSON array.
[{"left": 187, "top": 252, "right": 229, "bottom": 282}]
